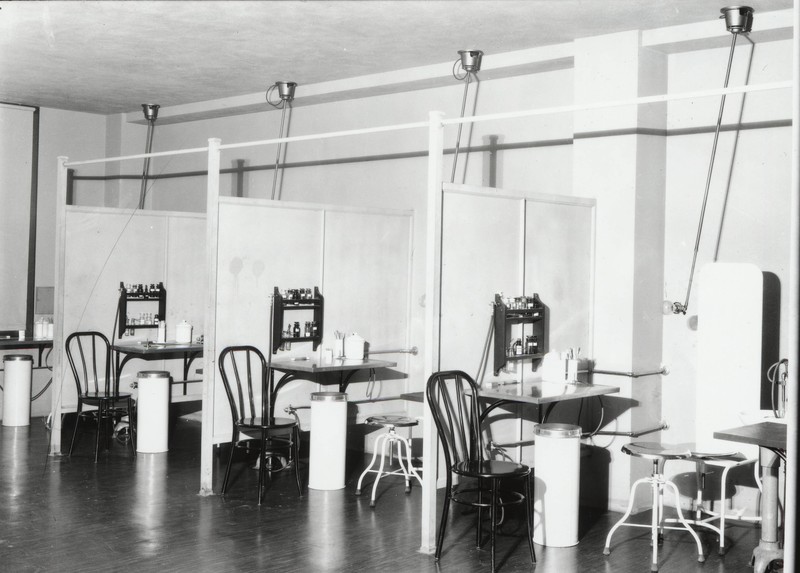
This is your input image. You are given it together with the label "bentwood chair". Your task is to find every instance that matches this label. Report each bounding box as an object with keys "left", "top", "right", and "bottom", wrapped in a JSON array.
[
  {"left": 218, "top": 345, "right": 301, "bottom": 504},
  {"left": 66, "top": 331, "right": 136, "bottom": 462},
  {"left": 426, "top": 370, "right": 535, "bottom": 573}
]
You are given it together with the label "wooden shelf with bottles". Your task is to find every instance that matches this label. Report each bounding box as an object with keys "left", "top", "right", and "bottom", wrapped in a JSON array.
[
  {"left": 117, "top": 282, "right": 167, "bottom": 338},
  {"left": 271, "top": 286, "right": 324, "bottom": 354},
  {"left": 492, "top": 292, "right": 547, "bottom": 376}
]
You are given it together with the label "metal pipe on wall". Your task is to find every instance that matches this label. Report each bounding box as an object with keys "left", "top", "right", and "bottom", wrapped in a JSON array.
[
  {"left": 450, "top": 49, "right": 482, "bottom": 183},
  {"left": 266, "top": 81, "right": 297, "bottom": 200},
  {"left": 137, "top": 104, "right": 159, "bottom": 210},
  {"left": 670, "top": 7, "right": 754, "bottom": 314}
]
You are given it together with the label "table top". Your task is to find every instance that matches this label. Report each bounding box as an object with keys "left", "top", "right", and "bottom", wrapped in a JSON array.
[
  {"left": 0, "top": 337, "right": 53, "bottom": 351},
  {"left": 479, "top": 379, "right": 620, "bottom": 405},
  {"left": 112, "top": 341, "right": 203, "bottom": 356},
  {"left": 713, "top": 421, "right": 787, "bottom": 451},
  {"left": 269, "top": 356, "right": 396, "bottom": 374}
]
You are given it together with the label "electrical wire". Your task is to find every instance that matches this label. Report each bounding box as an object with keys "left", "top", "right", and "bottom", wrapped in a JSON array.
[{"left": 767, "top": 358, "right": 789, "bottom": 418}]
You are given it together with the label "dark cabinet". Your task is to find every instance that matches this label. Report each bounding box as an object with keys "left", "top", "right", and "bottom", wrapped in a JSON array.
[
  {"left": 117, "top": 282, "right": 166, "bottom": 338},
  {"left": 271, "top": 286, "right": 324, "bottom": 354},
  {"left": 493, "top": 293, "right": 546, "bottom": 375}
]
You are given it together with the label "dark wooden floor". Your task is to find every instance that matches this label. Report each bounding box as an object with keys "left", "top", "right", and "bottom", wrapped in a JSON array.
[{"left": 0, "top": 417, "right": 769, "bottom": 573}]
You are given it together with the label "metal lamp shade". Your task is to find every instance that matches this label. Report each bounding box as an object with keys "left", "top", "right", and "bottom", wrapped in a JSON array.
[
  {"left": 458, "top": 50, "right": 483, "bottom": 73},
  {"left": 720, "top": 6, "right": 754, "bottom": 33}
]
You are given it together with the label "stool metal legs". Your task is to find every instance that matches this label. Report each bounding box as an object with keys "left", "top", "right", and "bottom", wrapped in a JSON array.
[
  {"left": 356, "top": 426, "right": 422, "bottom": 508},
  {"left": 604, "top": 459, "right": 705, "bottom": 572}
]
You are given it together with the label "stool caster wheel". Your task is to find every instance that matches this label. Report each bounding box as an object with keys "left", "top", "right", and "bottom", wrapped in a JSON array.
[
  {"left": 369, "top": 500, "right": 376, "bottom": 508},
  {"left": 405, "top": 485, "right": 411, "bottom": 494},
  {"left": 355, "top": 489, "right": 362, "bottom": 496},
  {"left": 603, "top": 547, "right": 610, "bottom": 556},
  {"left": 697, "top": 555, "right": 705, "bottom": 563}
]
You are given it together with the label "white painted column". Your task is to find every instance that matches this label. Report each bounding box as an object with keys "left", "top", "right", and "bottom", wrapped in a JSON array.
[
  {"left": 420, "top": 111, "right": 445, "bottom": 554},
  {"left": 199, "top": 138, "right": 221, "bottom": 495},
  {"left": 572, "top": 31, "right": 668, "bottom": 510}
]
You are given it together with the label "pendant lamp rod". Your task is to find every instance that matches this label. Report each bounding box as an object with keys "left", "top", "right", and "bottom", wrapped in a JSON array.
[
  {"left": 137, "top": 104, "right": 159, "bottom": 210},
  {"left": 267, "top": 81, "right": 297, "bottom": 200},
  {"left": 670, "top": 7, "right": 753, "bottom": 315},
  {"left": 451, "top": 50, "right": 483, "bottom": 184}
]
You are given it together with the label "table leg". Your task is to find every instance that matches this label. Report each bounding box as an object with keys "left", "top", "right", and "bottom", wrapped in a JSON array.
[{"left": 751, "top": 447, "right": 783, "bottom": 573}]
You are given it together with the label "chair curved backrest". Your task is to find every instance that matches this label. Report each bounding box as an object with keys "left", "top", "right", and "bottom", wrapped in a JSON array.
[
  {"left": 218, "top": 345, "right": 271, "bottom": 423},
  {"left": 425, "top": 370, "right": 484, "bottom": 471},
  {"left": 65, "top": 331, "right": 113, "bottom": 397}
]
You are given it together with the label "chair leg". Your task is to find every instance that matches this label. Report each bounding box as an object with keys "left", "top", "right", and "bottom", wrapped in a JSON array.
[
  {"left": 476, "top": 477, "right": 484, "bottom": 549},
  {"left": 127, "top": 397, "right": 137, "bottom": 455},
  {"left": 369, "top": 432, "right": 391, "bottom": 508},
  {"left": 257, "top": 430, "right": 267, "bottom": 505},
  {"left": 221, "top": 429, "right": 238, "bottom": 494},
  {"left": 523, "top": 474, "right": 536, "bottom": 563},
  {"left": 434, "top": 475, "right": 452, "bottom": 562},
  {"left": 396, "top": 434, "right": 422, "bottom": 492},
  {"left": 68, "top": 401, "right": 83, "bottom": 456},
  {"left": 604, "top": 476, "right": 652, "bottom": 555},
  {"left": 292, "top": 426, "right": 303, "bottom": 496},
  {"left": 663, "top": 479, "right": 705, "bottom": 562},
  {"left": 356, "top": 431, "right": 385, "bottom": 496},
  {"left": 490, "top": 477, "right": 498, "bottom": 573},
  {"left": 94, "top": 402, "right": 104, "bottom": 463}
]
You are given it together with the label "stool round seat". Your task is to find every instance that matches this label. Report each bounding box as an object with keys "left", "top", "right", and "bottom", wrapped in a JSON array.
[
  {"left": 365, "top": 415, "right": 418, "bottom": 428},
  {"left": 356, "top": 414, "right": 422, "bottom": 507},
  {"left": 622, "top": 442, "right": 691, "bottom": 461}
]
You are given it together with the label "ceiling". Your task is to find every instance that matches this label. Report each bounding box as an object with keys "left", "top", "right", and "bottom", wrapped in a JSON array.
[{"left": 0, "top": 1, "right": 794, "bottom": 116}]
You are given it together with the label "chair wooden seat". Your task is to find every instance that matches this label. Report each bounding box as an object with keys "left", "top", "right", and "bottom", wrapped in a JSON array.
[{"left": 454, "top": 459, "right": 530, "bottom": 480}]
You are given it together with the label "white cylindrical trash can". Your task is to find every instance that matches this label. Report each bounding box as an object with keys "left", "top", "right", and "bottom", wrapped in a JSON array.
[
  {"left": 136, "top": 370, "right": 170, "bottom": 453},
  {"left": 533, "top": 422, "right": 581, "bottom": 547},
  {"left": 2, "top": 355, "right": 33, "bottom": 427},
  {"left": 308, "top": 391, "right": 347, "bottom": 490}
]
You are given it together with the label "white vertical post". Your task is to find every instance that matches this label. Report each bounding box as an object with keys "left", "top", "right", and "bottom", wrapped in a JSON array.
[
  {"left": 200, "top": 138, "right": 221, "bottom": 495},
  {"left": 420, "top": 111, "right": 445, "bottom": 554},
  {"left": 49, "top": 156, "right": 69, "bottom": 455},
  {"left": 784, "top": 2, "right": 799, "bottom": 570}
]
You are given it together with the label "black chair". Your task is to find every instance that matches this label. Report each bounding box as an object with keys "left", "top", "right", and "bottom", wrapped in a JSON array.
[
  {"left": 66, "top": 331, "right": 136, "bottom": 462},
  {"left": 218, "top": 345, "right": 302, "bottom": 504},
  {"left": 426, "top": 370, "right": 535, "bottom": 572}
]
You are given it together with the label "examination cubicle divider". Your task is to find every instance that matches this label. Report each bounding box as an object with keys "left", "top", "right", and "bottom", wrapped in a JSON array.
[
  {"left": 437, "top": 183, "right": 596, "bottom": 466},
  {"left": 53, "top": 206, "right": 205, "bottom": 428},
  {"left": 209, "top": 196, "right": 414, "bottom": 446}
]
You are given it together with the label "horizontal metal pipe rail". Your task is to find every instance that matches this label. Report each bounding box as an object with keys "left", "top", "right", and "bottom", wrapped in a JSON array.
[
  {"left": 366, "top": 346, "right": 418, "bottom": 356},
  {"left": 591, "top": 367, "right": 668, "bottom": 378}
]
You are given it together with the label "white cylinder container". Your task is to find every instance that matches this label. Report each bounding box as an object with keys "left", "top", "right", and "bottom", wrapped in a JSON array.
[
  {"left": 344, "top": 334, "right": 365, "bottom": 360},
  {"left": 136, "top": 370, "right": 170, "bottom": 453},
  {"left": 308, "top": 392, "right": 347, "bottom": 490},
  {"left": 533, "top": 423, "right": 581, "bottom": 547},
  {"left": 175, "top": 321, "right": 192, "bottom": 344},
  {"left": 2, "top": 355, "right": 33, "bottom": 427}
]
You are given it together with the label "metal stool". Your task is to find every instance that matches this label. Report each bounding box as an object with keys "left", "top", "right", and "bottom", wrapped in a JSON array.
[
  {"left": 604, "top": 442, "right": 706, "bottom": 572},
  {"left": 355, "top": 415, "right": 422, "bottom": 508}
]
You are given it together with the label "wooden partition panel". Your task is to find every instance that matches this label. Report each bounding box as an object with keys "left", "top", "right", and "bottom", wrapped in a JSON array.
[
  {"left": 440, "top": 191, "right": 524, "bottom": 379},
  {"left": 439, "top": 184, "right": 596, "bottom": 464},
  {"left": 213, "top": 198, "right": 413, "bottom": 443},
  {"left": 59, "top": 207, "right": 205, "bottom": 407},
  {"left": 524, "top": 199, "right": 595, "bottom": 355}
]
